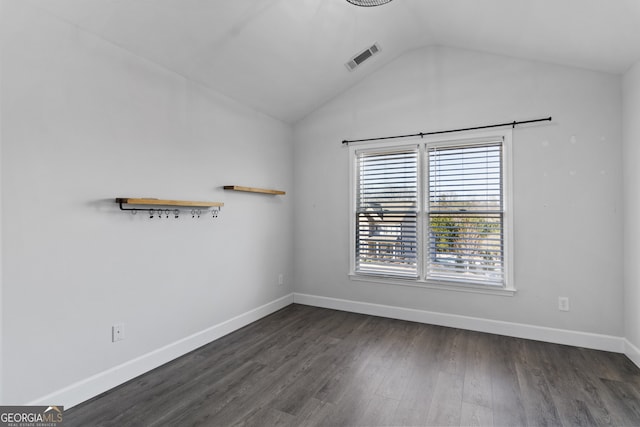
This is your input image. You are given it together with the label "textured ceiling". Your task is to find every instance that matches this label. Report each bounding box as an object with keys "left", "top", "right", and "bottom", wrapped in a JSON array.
[{"left": 26, "top": 0, "right": 640, "bottom": 123}]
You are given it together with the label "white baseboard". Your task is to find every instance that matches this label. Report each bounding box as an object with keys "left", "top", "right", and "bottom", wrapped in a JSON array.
[
  {"left": 293, "top": 293, "right": 625, "bottom": 353},
  {"left": 26, "top": 292, "right": 634, "bottom": 410},
  {"left": 28, "top": 293, "right": 294, "bottom": 409},
  {"left": 625, "top": 339, "right": 640, "bottom": 369}
]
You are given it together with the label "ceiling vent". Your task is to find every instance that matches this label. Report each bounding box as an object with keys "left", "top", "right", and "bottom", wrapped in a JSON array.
[{"left": 345, "top": 43, "right": 381, "bottom": 71}]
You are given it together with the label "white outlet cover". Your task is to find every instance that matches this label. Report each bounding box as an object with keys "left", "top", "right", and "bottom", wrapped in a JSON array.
[
  {"left": 112, "top": 324, "right": 125, "bottom": 342},
  {"left": 558, "top": 297, "right": 570, "bottom": 311}
]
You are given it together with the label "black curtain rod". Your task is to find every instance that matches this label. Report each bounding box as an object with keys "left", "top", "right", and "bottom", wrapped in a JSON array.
[{"left": 341, "top": 116, "right": 552, "bottom": 145}]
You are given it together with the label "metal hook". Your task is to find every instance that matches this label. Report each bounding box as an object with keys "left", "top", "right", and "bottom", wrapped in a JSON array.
[
  {"left": 174, "top": 209, "right": 179, "bottom": 219},
  {"left": 191, "top": 209, "right": 195, "bottom": 218},
  {"left": 165, "top": 209, "right": 170, "bottom": 218},
  {"left": 149, "top": 209, "right": 154, "bottom": 219}
]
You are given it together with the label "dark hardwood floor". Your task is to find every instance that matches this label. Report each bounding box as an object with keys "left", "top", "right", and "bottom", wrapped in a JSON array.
[{"left": 66, "top": 304, "right": 640, "bottom": 426}]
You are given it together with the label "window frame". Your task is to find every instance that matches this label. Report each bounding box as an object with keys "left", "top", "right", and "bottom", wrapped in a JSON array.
[{"left": 349, "top": 129, "right": 515, "bottom": 296}]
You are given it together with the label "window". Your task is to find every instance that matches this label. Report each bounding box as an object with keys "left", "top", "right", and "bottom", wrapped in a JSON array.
[
  {"left": 355, "top": 148, "right": 418, "bottom": 278},
  {"left": 350, "top": 130, "right": 513, "bottom": 292}
]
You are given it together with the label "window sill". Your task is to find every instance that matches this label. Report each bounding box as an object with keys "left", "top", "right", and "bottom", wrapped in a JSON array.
[{"left": 349, "top": 273, "right": 516, "bottom": 297}]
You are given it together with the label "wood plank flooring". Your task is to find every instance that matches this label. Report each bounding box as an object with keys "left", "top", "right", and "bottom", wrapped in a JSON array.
[{"left": 65, "top": 304, "right": 640, "bottom": 426}]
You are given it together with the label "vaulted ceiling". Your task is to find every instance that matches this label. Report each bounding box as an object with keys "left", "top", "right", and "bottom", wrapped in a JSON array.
[{"left": 28, "top": 0, "right": 640, "bottom": 123}]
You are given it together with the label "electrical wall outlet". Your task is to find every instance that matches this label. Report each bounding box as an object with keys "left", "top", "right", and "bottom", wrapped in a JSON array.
[
  {"left": 558, "top": 297, "right": 570, "bottom": 312},
  {"left": 112, "top": 324, "right": 125, "bottom": 342},
  {"left": 278, "top": 273, "right": 284, "bottom": 286}
]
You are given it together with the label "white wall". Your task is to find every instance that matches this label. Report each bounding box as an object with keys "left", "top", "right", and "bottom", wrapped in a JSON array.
[
  {"left": 294, "top": 46, "right": 623, "bottom": 337},
  {"left": 624, "top": 60, "right": 640, "bottom": 356},
  {"left": 1, "top": 1, "right": 293, "bottom": 404}
]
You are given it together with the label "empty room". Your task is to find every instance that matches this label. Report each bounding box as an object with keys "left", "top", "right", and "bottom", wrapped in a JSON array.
[{"left": 2, "top": 0, "right": 640, "bottom": 425}]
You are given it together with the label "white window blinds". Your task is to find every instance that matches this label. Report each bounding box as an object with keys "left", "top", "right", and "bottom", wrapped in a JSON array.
[
  {"left": 355, "top": 148, "right": 418, "bottom": 278},
  {"left": 427, "top": 142, "right": 504, "bottom": 286}
]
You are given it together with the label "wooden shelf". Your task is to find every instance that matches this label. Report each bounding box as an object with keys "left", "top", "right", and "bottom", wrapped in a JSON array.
[
  {"left": 223, "top": 186, "right": 285, "bottom": 195},
  {"left": 116, "top": 198, "right": 224, "bottom": 207}
]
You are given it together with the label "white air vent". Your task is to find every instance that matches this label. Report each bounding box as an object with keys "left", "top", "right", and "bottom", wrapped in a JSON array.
[{"left": 345, "top": 43, "right": 381, "bottom": 71}]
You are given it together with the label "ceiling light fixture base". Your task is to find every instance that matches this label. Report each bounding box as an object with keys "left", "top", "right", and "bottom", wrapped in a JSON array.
[{"left": 346, "top": 0, "right": 393, "bottom": 7}]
